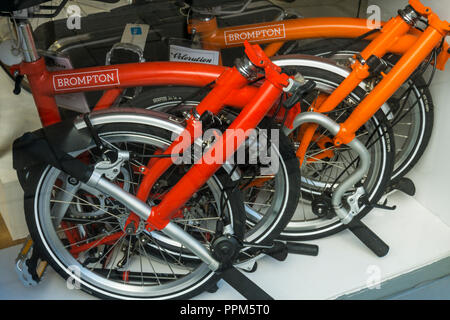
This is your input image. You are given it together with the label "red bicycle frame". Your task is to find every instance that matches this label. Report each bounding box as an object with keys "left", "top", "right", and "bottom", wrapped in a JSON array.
[
  {"left": 12, "top": 58, "right": 258, "bottom": 127},
  {"left": 11, "top": 31, "right": 288, "bottom": 254}
]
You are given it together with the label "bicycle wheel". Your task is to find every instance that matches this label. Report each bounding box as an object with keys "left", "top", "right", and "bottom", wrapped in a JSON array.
[
  {"left": 282, "top": 39, "right": 434, "bottom": 182},
  {"left": 125, "top": 55, "right": 395, "bottom": 239},
  {"left": 23, "top": 117, "right": 245, "bottom": 299},
  {"left": 123, "top": 87, "right": 300, "bottom": 255},
  {"left": 278, "top": 65, "right": 395, "bottom": 240}
]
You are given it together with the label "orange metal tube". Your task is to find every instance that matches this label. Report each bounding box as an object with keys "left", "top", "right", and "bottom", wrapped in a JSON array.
[
  {"left": 337, "top": 26, "right": 445, "bottom": 143},
  {"left": 149, "top": 80, "right": 284, "bottom": 227},
  {"left": 198, "top": 17, "right": 419, "bottom": 56},
  {"left": 93, "top": 88, "right": 124, "bottom": 110},
  {"left": 296, "top": 16, "right": 412, "bottom": 163},
  {"left": 132, "top": 67, "right": 250, "bottom": 230},
  {"left": 264, "top": 41, "right": 286, "bottom": 57}
]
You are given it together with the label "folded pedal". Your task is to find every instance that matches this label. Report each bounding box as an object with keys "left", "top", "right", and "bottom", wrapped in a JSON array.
[
  {"left": 347, "top": 219, "right": 389, "bottom": 257},
  {"left": 387, "top": 177, "right": 416, "bottom": 197},
  {"left": 15, "top": 237, "right": 48, "bottom": 287},
  {"left": 220, "top": 267, "right": 273, "bottom": 300},
  {"left": 286, "top": 242, "right": 319, "bottom": 256}
]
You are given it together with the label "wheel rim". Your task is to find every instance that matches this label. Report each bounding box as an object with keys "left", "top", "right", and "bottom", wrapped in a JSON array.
[
  {"left": 34, "top": 130, "right": 235, "bottom": 298},
  {"left": 280, "top": 70, "right": 388, "bottom": 236},
  {"left": 143, "top": 100, "right": 291, "bottom": 246}
]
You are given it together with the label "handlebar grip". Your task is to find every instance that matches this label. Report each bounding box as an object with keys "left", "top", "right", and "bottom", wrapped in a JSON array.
[
  {"left": 286, "top": 242, "right": 319, "bottom": 256},
  {"left": 347, "top": 219, "right": 389, "bottom": 257}
]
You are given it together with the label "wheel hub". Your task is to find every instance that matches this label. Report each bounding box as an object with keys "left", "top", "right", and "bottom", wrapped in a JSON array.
[{"left": 119, "top": 215, "right": 146, "bottom": 235}]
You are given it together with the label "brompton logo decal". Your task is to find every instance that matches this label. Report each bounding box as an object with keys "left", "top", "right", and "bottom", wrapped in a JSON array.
[
  {"left": 224, "top": 24, "right": 286, "bottom": 45},
  {"left": 53, "top": 69, "right": 120, "bottom": 91}
]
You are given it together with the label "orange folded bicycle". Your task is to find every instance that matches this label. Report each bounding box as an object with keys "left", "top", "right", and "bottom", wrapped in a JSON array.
[{"left": 134, "top": 0, "right": 448, "bottom": 240}]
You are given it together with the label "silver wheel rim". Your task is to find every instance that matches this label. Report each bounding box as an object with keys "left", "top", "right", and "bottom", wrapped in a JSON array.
[{"left": 33, "top": 130, "right": 235, "bottom": 298}]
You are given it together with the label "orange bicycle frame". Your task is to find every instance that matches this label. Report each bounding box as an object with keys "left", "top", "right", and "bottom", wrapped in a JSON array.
[
  {"left": 189, "top": 16, "right": 421, "bottom": 58},
  {"left": 294, "top": 0, "right": 449, "bottom": 164},
  {"left": 188, "top": 0, "right": 448, "bottom": 166}
]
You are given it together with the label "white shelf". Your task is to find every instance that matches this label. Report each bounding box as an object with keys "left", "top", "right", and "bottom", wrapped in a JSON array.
[{"left": 1, "top": 192, "right": 450, "bottom": 300}]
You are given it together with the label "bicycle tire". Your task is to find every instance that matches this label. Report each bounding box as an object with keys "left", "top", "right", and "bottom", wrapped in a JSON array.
[
  {"left": 282, "top": 38, "right": 434, "bottom": 182},
  {"left": 23, "top": 118, "right": 246, "bottom": 300},
  {"left": 123, "top": 87, "right": 300, "bottom": 254}
]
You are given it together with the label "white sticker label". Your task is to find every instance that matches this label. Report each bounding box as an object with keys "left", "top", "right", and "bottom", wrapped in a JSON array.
[
  {"left": 45, "top": 54, "right": 90, "bottom": 113},
  {"left": 169, "top": 45, "right": 220, "bottom": 65},
  {"left": 121, "top": 24, "right": 150, "bottom": 51}
]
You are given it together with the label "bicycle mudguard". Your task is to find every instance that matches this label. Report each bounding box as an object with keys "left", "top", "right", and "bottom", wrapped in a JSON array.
[{"left": 12, "top": 118, "right": 94, "bottom": 188}]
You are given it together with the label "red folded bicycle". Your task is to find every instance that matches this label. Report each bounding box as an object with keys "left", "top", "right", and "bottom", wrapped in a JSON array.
[{"left": 1, "top": 0, "right": 448, "bottom": 300}]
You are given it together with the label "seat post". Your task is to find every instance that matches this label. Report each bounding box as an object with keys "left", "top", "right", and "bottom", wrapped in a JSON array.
[{"left": 16, "top": 19, "right": 40, "bottom": 62}]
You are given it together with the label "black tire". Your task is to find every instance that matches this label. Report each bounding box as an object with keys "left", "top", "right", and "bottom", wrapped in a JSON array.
[
  {"left": 125, "top": 67, "right": 394, "bottom": 241},
  {"left": 282, "top": 38, "right": 434, "bottom": 182},
  {"left": 23, "top": 120, "right": 245, "bottom": 300},
  {"left": 123, "top": 86, "right": 300, "bottom": 252}
]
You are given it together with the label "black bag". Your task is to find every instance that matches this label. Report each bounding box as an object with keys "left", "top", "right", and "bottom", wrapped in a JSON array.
[{"left": 0, "top": 0, "right": 50, "bottom": 12}]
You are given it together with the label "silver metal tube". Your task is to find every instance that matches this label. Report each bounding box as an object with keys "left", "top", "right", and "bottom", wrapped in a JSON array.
[
  {"left": 161, "top": 222, "right": 220, "bottom": 271},
  {"left": 283, "top": 111, "right": 341, "bottom": 137},
  {"left": 332, "top": 138, "right": 371, "bottom": 224},
  {"left": 16, "top": 21, "right": 39, "bottom": 62},
  {"left": 86, "top": 173, "right": 221, "bottom": 271},
  {"left": 87, "top": 172, "right": 151, "bottom": 221},
  {"left": 283, "top": 112, "right": 371, "bottom": 224}
]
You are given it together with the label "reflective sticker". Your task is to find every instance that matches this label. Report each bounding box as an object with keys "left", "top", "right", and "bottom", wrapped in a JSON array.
[{"left": 224, "top": 24, "right": 286, "bottom": 45}]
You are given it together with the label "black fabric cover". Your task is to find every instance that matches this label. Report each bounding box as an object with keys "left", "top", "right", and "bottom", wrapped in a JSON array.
[{"left": 13, "top": 119, "right": 94, "bottom": 187}]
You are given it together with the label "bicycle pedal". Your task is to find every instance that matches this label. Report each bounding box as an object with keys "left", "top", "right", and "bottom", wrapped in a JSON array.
[
  {"left": 286, "top": 242, "right": 319, "bottom": 256},
  {"left": 262, "top": 241, "right": 288, "bottom": 262},
  {"left": 15, "top": 237, "right": 48, "bottom": 287},
  {"left": 387, "top": 177, "right": 416, "bottom": 197},
  {"left": 347, "top": 219, "right": 389, "bottom": 257}
]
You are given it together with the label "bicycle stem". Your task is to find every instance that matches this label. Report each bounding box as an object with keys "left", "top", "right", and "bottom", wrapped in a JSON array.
[{"left": 283, "top": 112, "right": 371, "bottom": 224}]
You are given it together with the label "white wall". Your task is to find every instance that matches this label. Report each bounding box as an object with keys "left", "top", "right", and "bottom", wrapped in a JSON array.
[{"left": 368, "top": 0, "right": 450, "bottom": 225}]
